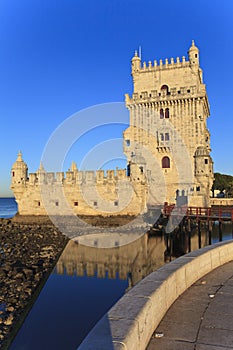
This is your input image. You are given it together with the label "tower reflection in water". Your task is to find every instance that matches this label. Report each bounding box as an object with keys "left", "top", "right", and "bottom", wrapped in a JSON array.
[{"left": 55, "top": 223, "right": 216, "bottom": 288}]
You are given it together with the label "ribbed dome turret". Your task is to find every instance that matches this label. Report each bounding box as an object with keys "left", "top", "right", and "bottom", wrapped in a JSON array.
[
  {"left": 11, "top": 151, "right": 28, "bottom": 184},
  {"left": 194, "top": 146, "right": 209, "bottom": 157}
]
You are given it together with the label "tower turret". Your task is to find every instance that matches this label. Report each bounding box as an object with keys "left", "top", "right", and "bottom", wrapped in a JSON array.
[
  {"left": 11, "top": 151, "right": 28, "bottom": 186},
  {"left": 36, "top": 161, "right": 46, "bottom": 183},
  {"left": 131, "top": 50, "right": 141, "bottom": 73},
  {"left": 188, "top": 40, "right": 199, "bottom": 66}
]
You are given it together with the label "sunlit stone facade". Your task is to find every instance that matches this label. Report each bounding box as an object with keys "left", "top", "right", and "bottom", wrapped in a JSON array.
[{"left": 11, "top": 42, "right": 213, "bottom": 216}]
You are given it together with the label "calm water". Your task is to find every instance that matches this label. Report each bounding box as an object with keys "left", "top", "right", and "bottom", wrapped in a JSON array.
[
  {"left": 1, "top": 197, "right": 231, "bottom": 350},
  {"left": 0, "top": 197, "right": 17, "bottom": 218}
]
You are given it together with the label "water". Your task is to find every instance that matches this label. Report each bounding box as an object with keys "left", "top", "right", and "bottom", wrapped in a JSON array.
[
  {"left": 9, "top": 272, "right": 128, "bottom": 350},
  {"left": 0, "top": 197, "right": 18, "bottom": 218},
  {"left": 5, "top": 214, "right": 233, "bottom": 350}
]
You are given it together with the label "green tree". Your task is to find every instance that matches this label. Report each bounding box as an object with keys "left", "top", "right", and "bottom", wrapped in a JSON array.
[{"left": 212, "top": 173, "right": 233, "bottom": 197}]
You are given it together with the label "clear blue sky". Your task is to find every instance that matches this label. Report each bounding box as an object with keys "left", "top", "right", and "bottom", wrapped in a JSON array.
[{"left": 0, "top": 0, "right": 233, "bottom": 197}]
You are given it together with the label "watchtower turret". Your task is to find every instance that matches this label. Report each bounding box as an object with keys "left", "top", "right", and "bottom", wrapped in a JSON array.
[
  {"left": 188, "top": 40, "right": 199, "bottom": 66},
  {"left": 11, "top": 151, "right": 28, "bottom": 186},
  {"left": 131, "top": 50, "right": 141, "bottom": 74}
]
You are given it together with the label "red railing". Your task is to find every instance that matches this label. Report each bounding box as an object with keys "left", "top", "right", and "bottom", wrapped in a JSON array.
[{"left": 163, "top": 203, "right": 233, "bottom": 221}]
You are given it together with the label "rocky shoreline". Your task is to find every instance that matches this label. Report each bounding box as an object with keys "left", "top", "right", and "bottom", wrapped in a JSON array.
[{"left": 0, "top": 217, "right": 68, "bottom": 349}]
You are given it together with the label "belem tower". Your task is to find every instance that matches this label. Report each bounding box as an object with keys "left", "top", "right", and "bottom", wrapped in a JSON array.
[{"left": 11, "top": 41, "right": 214, "bottom": 216}]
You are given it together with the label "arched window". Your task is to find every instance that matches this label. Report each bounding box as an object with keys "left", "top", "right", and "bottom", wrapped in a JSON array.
[
  {"left": 165, "top": 108, "right": 170, "bottom": 118},
  {"left": 162, "top": 156, "right": 170, "bottom": 168},
  {"left": 161, "top": 85, "right": 169, "bottom": 94},
  {"left": 160, "top": 108, "right": 164, "bottom": 119}
]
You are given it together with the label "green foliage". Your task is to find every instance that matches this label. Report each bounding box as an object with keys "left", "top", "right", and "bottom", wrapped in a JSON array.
[{"left": 212, "top": 173, "right": 233, "bottom": 197}]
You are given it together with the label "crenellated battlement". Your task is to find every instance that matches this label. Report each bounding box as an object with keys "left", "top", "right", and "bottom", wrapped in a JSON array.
[
  {"left": 135, "top": 55, "right": 191, "bottom": 73},
  {"left": 132, "top": 40, "right": 199, "bottom": 75},
  {"left": 26, "top": 166, "right": 128, "bottom": 186}
]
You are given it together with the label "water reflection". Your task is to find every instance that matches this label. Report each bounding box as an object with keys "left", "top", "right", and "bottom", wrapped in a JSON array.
[
  {"left": 54, "top": 221, "right": 226, "bottom": 288},
  {"left": 9, "top": 222, "right": 233, "bottom": 350}
]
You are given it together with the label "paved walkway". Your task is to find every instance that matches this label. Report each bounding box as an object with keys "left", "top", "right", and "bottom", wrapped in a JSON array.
[{"left": 147, "top": 260, "right": 233, "bottom": 350}]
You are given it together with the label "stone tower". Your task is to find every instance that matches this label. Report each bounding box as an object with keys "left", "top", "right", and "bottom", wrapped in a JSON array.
[
  {"left": 11, "top": 151, "right": 28, "bottom": 203},
  {"left": 124, "top": 41, "right": 214, "bottom": 207}
]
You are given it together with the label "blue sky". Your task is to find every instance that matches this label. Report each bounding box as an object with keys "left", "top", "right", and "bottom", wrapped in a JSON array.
[{"left": 0, "top": 0, "right": 233, "bottom": 197}]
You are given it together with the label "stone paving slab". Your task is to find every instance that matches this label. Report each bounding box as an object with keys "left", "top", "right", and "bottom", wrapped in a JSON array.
[{"left": 147, "top": 261, "right": 233, "bottom": 350}]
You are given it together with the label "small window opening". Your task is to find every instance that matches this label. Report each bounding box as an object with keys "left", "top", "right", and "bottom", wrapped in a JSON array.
[
  {"left": 205, "top": 159, "right": 208, "bottom": 164},
  {"left": 74, "top": 201, "right": 78, "bottom": 206},
  {"left": 162, "top": 156, "right": 170, "bottom": 169},
  {"left": 126, "top": 139, "right": 130, "bottom": 146},
  {"left": 160, "top": 108, "right": 164, "bottom": 119},
  {"left": 114, "top": 201, "right": 118, "bottom": 206},
  {"left": 161, "top": 85, "right": 169, "bottom": 94},
  {"left": 165, "top": 108, "right": 169, "bottom": 118},
  {"left": 196, "top": 186, "right": 200, "bottom": 191},
  {"left": 165, "top": 133, "right": 170, "bottom": 141},
  {"left": 94, "top": 201, "right": 97, "bottom": 206},
  {"left": 12, "top": 171, "right": 15, "bottom": 177},
  {"left": 55, "top": 201, "right": 59, "bottom": 206}
]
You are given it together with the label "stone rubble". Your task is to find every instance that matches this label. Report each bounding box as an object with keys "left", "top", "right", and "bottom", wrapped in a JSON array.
[{"left": 0, "top": 217, "right": 68, "bottom": 349}]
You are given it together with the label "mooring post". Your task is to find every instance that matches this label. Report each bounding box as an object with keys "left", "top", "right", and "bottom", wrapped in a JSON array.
[
  {"left": 198, "top": 219, "right": 201, "bottom": 249},
  {"left": 219, "top": 220, "right": 223, "bottom": 242},
  {"left": 208, "top": 220, "right": 212, "bottom": 245},
  {"left": 187, "top": 218, "right": 191, "bottom": 252}
]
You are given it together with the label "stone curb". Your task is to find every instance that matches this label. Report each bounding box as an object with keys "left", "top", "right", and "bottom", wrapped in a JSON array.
[{"left": 77, "top": 240, "right": 233, "bottom": 350}]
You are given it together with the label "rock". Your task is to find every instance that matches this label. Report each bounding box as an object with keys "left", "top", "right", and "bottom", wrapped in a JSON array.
[
  {"left": 4, "top": 314, "right": 14, "bottom": 325},
  {"left": 6, "top": 306, "right": 14, "bottom": 313},
  {"left": 0, "top": 218, "right": 68, "bottom": 347}
]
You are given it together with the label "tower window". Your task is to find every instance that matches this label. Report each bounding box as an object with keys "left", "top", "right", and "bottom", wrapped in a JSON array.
[
  {"left": 38, "top": 201, "right": 40, "bottom": 207},
  {"left": 165, "top": 133, "right": 170, "bottom": 141},
  {"left": 12, "top": 171, "right": 15, "bottom": 177},
  {"left": 195, "top": 54, "right": 198, "bottom": 58},
  {"left": 160, "top": 108, "right": 164, "bottom": 119},
  {"left": 126, "top": 139, "right": 130, "bottom": 146},
  {"left": 161, "top": 85, "right": 169, "bottom": 94},
  {"left": 165, "top": 108, "right": 169, "bottom": 118},
  {"left": 114, "top": 201, "right": 118, "bottom": 206},
  {"left": 205, "top": 159, "right": 208, "bottom": 164},
  {"left": 162, "top": 156, "right": 170, "bottom": 169},
  {"left": 55, "top": 201, "right": 59, "bottom": 206},
  {"left": 74, "top": 201, "right": 78, "bottom": 206},
  {"left": 160, "top": 133, "right": 164, "bottom": 141},
  {"left": 93, "top": 201, "right": 97, "bottom": 206}
]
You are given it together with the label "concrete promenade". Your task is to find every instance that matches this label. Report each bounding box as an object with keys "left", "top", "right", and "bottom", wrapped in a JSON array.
[
  {"left": 78, "top": 240, "right": 233, "bottom": 350},
  {"left": 147, "top": 260, "right": 233, "bottom": 350}
]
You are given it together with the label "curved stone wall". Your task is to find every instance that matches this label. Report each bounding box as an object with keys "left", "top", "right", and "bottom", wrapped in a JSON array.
[{"left": 77, "top": 240, "right": 233, "bottom": 350}]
